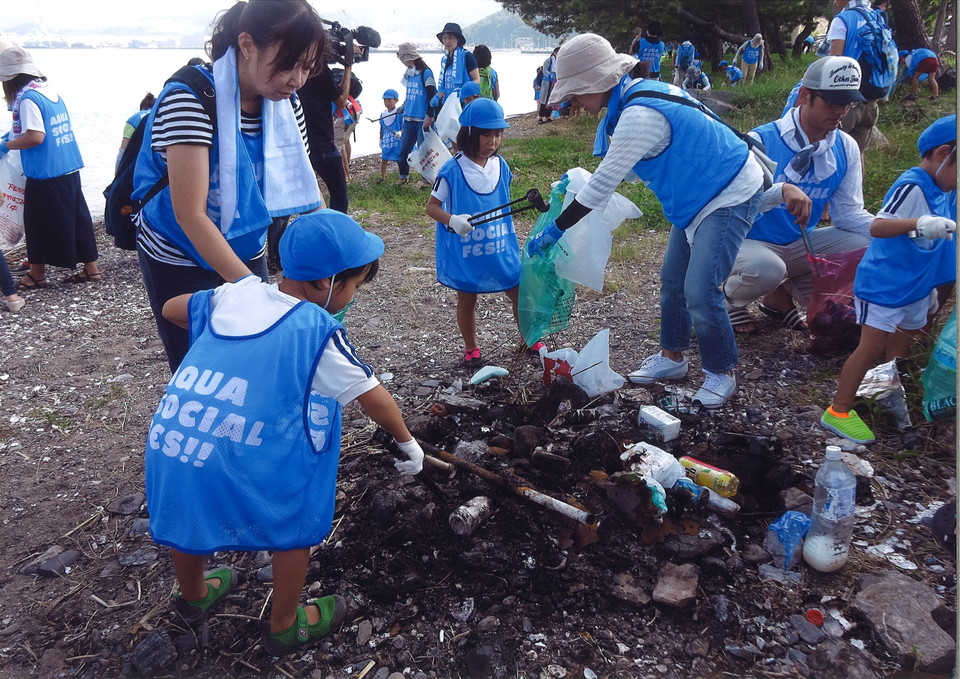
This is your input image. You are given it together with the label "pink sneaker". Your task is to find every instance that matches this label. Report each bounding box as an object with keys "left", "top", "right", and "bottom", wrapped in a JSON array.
[
  {"left": 528, "top": 341, "right": 547, "bottom": 355},
  {"left": 462, "top": 347, "right": 482, "bottom": 366}
]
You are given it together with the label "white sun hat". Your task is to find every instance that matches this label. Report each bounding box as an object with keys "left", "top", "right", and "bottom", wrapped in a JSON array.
[{"left": 549, "top": 34, "right": 638, "bottom": 105}]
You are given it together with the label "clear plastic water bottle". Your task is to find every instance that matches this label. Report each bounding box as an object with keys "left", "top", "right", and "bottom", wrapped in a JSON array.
[{"left": 802, "top": 445, "right": 856, "bottom": 572}]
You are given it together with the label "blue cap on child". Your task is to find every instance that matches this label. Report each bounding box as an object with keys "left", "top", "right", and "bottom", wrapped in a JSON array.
[
  {"left": 383, "top": 88, "right": 399, "bottom": 99},
  {"left": 918, "top": 115, "right": 957, "bottom": 156},
  {"left": 280, "top": 209, "right": 384, "bottom": 281},
  {"left": 459, "top": 81, "right": 480, "bottom": 102},
  {"left": 459, "top": 98, "right": 509, "bottom": 129}
]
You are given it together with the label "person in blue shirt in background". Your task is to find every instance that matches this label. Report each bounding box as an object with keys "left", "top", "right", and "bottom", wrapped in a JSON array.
[
  {"left": 718, "top": 60, "right": 743, "bottom": 87},
  {"left": 734, "top": 34, "right": 765, "bottom": 84},
  {"left": 377, "top": 89, "right": 402, "bottom": 182},
  {"left": 900, "top": 48, "right": 940, "bottom": 101},
  {"left": 633, "top": 21, "right": 666, "bottom": 81}
]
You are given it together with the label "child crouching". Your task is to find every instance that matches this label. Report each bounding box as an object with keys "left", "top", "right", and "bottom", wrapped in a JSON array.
[{"left": 145, "top": 209, "right": 424, "bottom": 655}]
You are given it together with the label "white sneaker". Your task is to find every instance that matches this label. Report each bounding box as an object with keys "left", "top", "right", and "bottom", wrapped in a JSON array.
[
  {"left": 693, "top": 370, "right": 737, "bottom": 409},
  {"left": 4, "top": 297, "right": 25, "bottom": 312},
  {"left": 627, "top": 352, "right": 689, "bottom": 384}
]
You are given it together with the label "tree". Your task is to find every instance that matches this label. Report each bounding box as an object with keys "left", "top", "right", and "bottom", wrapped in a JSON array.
[{"left": 890, "top": 0, "right": 933, "bottom": 50}]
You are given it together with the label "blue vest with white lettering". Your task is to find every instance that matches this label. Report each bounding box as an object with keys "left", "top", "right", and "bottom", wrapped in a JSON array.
[
  {"left": 855, "top": 166, "right": 956, "bottom": 307},
  {"left": 379, "top": 110, "right": 402, "bottom": 161},
  {"left": 746, "top": 121, "right": 847, "bottom": 244},
  {"left": 605, "top": 79, "right": 749, "bottom": 229},
  {"left": 146, "top": 289, "right": 342, "bottom": 554},
  {"left": 402, "top": 68, "right": 432, "bottom": 120},
  {"left": 742, "top": 43, "right": 762, "bottom": 64},
  {"left": 439, "top": 48, "right": 469, "bottom": 97},
  {"left": 636, "top": 38, "right": 665, "bottom": 74},
  {"left": 905, "top": 48, "right": 937, "bottom": 77},
  {"left": 133, "top": 66, "right": 272, "bottom": 268},
  {"left": 435, "top": 154, "right": 520, "bottom": 293},
  {"left": 19, "top": 89, "right": 83, "bottom": 180}
]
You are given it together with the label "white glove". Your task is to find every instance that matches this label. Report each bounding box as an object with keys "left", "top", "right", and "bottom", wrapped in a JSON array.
[
  {"left": 448, "top": 214, "right": 475, "bottom": 236},
  {"left": 393, "top": 438, "right": 424, "bottom": 475},
  {"left": 914, "top": 215, "right": 955, "bottom": 240}
]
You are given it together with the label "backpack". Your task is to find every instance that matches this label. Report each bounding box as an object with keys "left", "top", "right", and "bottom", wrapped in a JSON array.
[
  {"left": 676, "top": 44, "right": 694, "bottom": 70},
  {"left": 479, "top": 67, "right": 494, "bottom": 99},
  {"left": 848, "top": 6, "right": 899, "bottom": 100},
  {"left": 103, "top": 65, "right": 216, "bottom": 250}
]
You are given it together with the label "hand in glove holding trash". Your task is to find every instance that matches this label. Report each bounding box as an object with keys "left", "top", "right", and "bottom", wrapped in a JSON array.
[
  {"left": 914, "top": 215, "right": 955, "bottom": 240},
  {"left": 525, "top": 221, "right": 564, "bottom": 257},
  {"left": 393, "top": 438, "right": 424, "bottom": 475},
  {"left": 448, "top": 214, "right": 474, "bottom": 236}
]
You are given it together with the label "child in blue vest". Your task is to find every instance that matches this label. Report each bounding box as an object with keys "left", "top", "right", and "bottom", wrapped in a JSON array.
[
  {"left": 145, "top": 209, "right": 424, "bottom": 654},
  {"left": 821, "top": 115, "right": 957, "bottom": 443},
  {"left": 900, "top": 48, "right": 940, "bottom": 101},
  {"left": 426, "top": 99, "right": 544, "bottom": 366},
  {"left": 378, "top": 88, "right": 402, "bottom": 182},
  {"left": 718, "top": 60, "right": 743, "bottom": 87}
]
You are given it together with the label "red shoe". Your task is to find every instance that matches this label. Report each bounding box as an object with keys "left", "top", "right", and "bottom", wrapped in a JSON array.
[{"left": 462, "top": 347, "right": 482, "bottom": 366}]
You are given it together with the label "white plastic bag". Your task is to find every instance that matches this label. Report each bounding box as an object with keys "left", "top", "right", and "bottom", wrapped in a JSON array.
[
  {"left": 435, "top": 93, "right": 462, "bottom": 145},
  {"left": 0, "top": 150, "right": 25, "bottom": 251},
  {"left": 407, "top": 129, "right": 451, "bottom": 184},
  {"left": 541, "top": 328, "right": 624, "bottom": 398},
  {"left": 553, "top": 167, "right": 642, "bottom": 291}
]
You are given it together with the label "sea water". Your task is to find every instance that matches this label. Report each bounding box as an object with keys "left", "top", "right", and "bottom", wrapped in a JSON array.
[{"left": 10, "top": 48, "right": 550, "bottom": 219}]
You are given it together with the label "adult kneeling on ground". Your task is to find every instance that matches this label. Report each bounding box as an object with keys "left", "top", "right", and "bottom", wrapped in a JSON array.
[
  {"left": 525, "top": 34, "right": 810, "bottom": 409},
  {"left": 723, "top": 56, "right": 874, "bottom": 333}
]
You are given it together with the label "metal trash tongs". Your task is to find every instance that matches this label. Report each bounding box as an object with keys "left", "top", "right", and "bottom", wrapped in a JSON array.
[{"left": 467, "top": 189, "right": 549, "bottom": 226}]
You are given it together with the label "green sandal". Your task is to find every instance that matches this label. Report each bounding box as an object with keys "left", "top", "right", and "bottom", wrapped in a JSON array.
[
  {"left": 263, "top": 595, "right": 347, "bottom": 656},
  {"left": 173, "top": 566, "right": 237, "bottom": 628}
]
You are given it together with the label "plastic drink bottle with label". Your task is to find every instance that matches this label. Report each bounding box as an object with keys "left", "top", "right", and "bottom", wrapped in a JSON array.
[
  {"left": 678, "top": 456, "right": 740, "bottom": 497},
  {"left": 802, "top": 445, "right": 856, "bottom": 572}
]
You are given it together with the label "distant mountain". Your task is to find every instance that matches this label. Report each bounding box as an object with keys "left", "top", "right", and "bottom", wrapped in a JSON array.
[{"left": 465, "top": 10, "right": 565, "bottom": 51}]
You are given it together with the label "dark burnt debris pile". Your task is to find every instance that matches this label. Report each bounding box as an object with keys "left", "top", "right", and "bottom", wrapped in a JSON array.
[{"left": 14, "top": 363, "right": 955, "bottom": 679}]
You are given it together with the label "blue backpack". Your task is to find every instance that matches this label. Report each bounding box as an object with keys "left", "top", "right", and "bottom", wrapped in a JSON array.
[
  {"left": 676, "top": 44, "right": 694, "bottom": 70},
  {"left": 849, "top": 6, "right": 899, "bottom": 100}
]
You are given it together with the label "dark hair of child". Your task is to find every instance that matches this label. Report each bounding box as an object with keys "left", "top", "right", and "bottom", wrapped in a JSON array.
[
  {"left": 924, "top": 142, "right": 957, "bottom": 161},
  {"left": 629, "top": 61, "right": 650, "bottom": 79},
  {"left": 140, "top": 92, "right": 157, "bottom": 110},
  {"left": 330, "top": 259, "right": 379, "bottom": 287},
  {"left": 2, "top": 73, "right": 46, "bottom": 104},
  {"left": 455, "top": 125, "right": 498, "bottom": 160},
  {"left": 474, "top": 45, "right": 492, "bottom": 69},
  {"left": 208, "top": 0, "right": 327, "bottom": 77}
]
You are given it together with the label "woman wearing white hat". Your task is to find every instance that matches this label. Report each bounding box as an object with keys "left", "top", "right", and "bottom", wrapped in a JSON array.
[
  {"left": 525, "top": 33, "right": 808, "bottom": 409},
  {"left": 734, "top": 34, "right": 765, "bottom": 84}
]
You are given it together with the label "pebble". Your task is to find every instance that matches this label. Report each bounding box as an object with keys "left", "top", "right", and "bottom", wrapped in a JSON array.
[
  {"left": 357, "top": 619, "right": 373, "bottom": 645},
  {"left": 107, "top": 491, "right": 145, "bottom": 516},
  {"left": 118, "top": 546, "right": 159, "bottom": 567},
  {"left": 131, "top": 518, "right": 151, "bottom": 535},
  {"left": 37, "top": 549, "right": 81, "bottom": 577},
  {"left": 372, "top": 668, "right": 390, "bottom": 679},
  {"left": 789, "top": 614, "right": 826, "bottom": 645},
  {"left": 478, "top": 615, "right": 499, "bottom": 631}
]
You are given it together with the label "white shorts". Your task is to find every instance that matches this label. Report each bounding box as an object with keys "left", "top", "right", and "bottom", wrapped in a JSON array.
[{"left": 855, "top": 295, "right": 932, "bottom": 333}]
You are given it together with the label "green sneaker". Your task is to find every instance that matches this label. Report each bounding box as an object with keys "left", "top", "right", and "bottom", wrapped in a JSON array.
[
  {"left": 263, "top": 595, "right": 347, "bottom": 656},
  {"left": 820, "top": 407, "right": 875, "bottom": 444},
  {"left": 173, "top": 566, "right": 237, "bottom": 628}
]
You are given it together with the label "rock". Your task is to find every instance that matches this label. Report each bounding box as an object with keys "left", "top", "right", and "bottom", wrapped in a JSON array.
[
  {"left": 118, "top": 546, "right": 159, "bottom": 567},
  {"left": 780, "top": 487, "right": 813, "bottom": 515},
  {"left": 610, "top": 572, "right": 650, "bottom": 605},
  {"left": 711, "top": 594, "right": 731, "bottom": 623},
  {"left": 757, "top": 563, "right": 801, "bottom": 585},
  {"left": 685, "top": 637, "right": 710, "bottom": 657},
  {"left": 387, "top": 674, "right": 405, "bottom": 679},
  {"left": 357, "top": 619, "right": 373, "bottom": 645},
  {"left": 724, "top": 644, "right": 756, "bottom": 661},
  {"left": 451, "top": 598, "right": 475, "bottom": 622},
  {"left": 513, "top": 425, "right": 546, "bottom": 458},
  {"left": 806, "top": 639, "right": 882, "bottom": 679},
  {"left": 130, "top": 631, "right": 177, "bottom": 677},
  {"left": 741, "top": 543, "right": 771, "bottom": 565},
  {"left": 131, "top": 518, "right": 151, "bottom": 535},
  {"left": 37, "top": 549, "right": 81, "bottom": 577},
  {"left": 851, "top": 570, "right": 956, "bottom": 672},
  {"left": 463, "top": 644, "right": 496, "bottom": 678},
  {"left": 478, "top": 615, "right": 499, "bottom": 632},
  {"left": 107, "top": 491, "right": 145, "bottom": 516},
  {"left": 452, "top": 440, "right": 489, "bottom": 462},
  {"left": 789, "top": 614, "right": 826, "bottom": 645},
  {"left": 413, "top": 386, "right": 434, "bottom": 397},
  {"left": 372, "top": 668, "right": 390, "bottom": 679},
  {"left": 663, "top": 530, "right": 724, "bottom": 559},
  {"left": 652, "top": 562, "right": 698, "bottom": 608},
  {"left": 20, "top": 545, "right": 66, "bottom": 575},
  {"left": 699, "top": 556, "right": 727, "bottom": 577},
  {"left": 256, "top": 565, "right": 273, "bottom": 583}
]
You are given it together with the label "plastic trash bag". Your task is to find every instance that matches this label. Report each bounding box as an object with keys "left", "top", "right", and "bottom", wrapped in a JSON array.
[
  {"left": 540, "top": 329, "right": 625, "bottom": 398},
  {"left": 407, "top": 129, "right": 451, "bottom": 184},
  {"left": 518, "top": 176, "right": 575, "bottom": 346},
  {"left": 0, "top": 151, "right": 25, "bottom": 251},
  {"left": 764, "top": 510, "right": 812, "bottom": 570},
  {"left": 435, "top": 93, "right": 462, "bottom": 145},
  {"left": 857, "top": 360, "right": 911, "bottom": 430},
  {"left": 806, "top": 248, "right": 867, "bottom": 356},
  {"left": 922, "top": 309, "right": 956, "bottom": 422},
  {"left": 553, "top": 167, "right": 642, "bottom": 291}
]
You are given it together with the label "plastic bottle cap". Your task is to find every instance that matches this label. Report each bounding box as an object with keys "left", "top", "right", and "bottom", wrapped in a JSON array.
[
  {"left": 825, "top": 445, "right": 842, "bottom": 460},
  {"left": 805, "top": 608, "right": 824, "bottom": 626}
]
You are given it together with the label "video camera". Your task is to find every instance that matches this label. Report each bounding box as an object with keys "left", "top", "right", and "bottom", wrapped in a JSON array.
[{"left": 323, "top": 20, "right": 380, "bottom": 65}]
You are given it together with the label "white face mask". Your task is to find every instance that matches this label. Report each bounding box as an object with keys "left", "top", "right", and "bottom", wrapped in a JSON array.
[
  {"left": 324, "top": 273, "right": 336, "bottom": 310},
  {"left": 933, "top": 145, "right": 955, "bottom": 182}
]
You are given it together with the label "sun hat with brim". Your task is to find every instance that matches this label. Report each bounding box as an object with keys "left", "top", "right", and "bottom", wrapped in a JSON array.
[
  {"left": 436, "top": 22, "right": 465, "bottom": 47},
  {"left": 917, "top": 115, "right": 957, "bottom": 156},
  {"left": 459, "top": 98, "right": 509, "bottom": 129},
  {"left": 280, "top": 209, "right": 384, "bottom": 282},
  {"left": 801, "top": 56, "right": 866, "bottom": 104},
  {"left": 549, "top": 34, "right": 638, "bottom": 105},
  {"left": 396, "top": 42, "right": 420, "bottom": 63},
  {"left": 0, "top": 46, "right": 43, "bottom": 81},
  {"left": 459, "top": 81, "right": 481, "bottom": 102}
]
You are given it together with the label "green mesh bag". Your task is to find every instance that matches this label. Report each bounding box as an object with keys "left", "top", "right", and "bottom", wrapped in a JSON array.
[{"left": 518, "top": 176, "right": 576, "bottom": 347}]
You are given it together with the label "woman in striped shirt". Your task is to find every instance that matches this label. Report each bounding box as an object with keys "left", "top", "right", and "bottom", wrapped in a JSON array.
[{"left": 134, "top": 0, "right": 326, "bottom": 370}]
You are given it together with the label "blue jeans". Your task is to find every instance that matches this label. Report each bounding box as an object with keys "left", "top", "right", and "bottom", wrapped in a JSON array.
[
  {"left": 658, "top": 192, "right": 761, "bottom": 374},
  {"left": 397, "top": 118, "right": 425, "bottom": 178},
  {"left": 138, "top": 248, "right": 268, "bottom": 372},
  {"left": 0, "top": 249, "right": 15, "bottom": 297}
]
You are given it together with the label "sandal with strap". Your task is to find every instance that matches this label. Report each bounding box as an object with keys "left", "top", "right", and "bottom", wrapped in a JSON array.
[
  {"left": 728, "top": 306, "right": 757, "bottom": 334},
  {"left": 263, "top": 595, "right": 346, "bottom": 656},
  {"left": 758, "top": 303, "right": 808, "bottom": 331},
  {"left": 64, "top": 270, "right": 103, "bottom": 284},
  {"left": 16, "top": 273, "right": 48, "bottom": 291},
  {"left": 173, "top": 566, "right": 237, "bottom": 628}
]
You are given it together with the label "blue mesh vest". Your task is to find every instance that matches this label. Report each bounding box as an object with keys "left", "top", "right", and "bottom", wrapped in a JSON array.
[
  {"left": 435, "top": 155, "right": 520, "bottom": 293},
  {"left": 18, "top": 90, "right": 83, "bottom": 180},
  {"left": 402, "top": 69, "right": 432, "bottom": 120},
  {"left": 146, "top": 290, "right": 343, "bottom": 554},
  {"left": 439, "top": 48, "right": 469, "bottom": 97},
  {"left": 855, "top": 167, "right": 956, "bottom": 307},
  {"left": 746, "top": 121, "right": 847, "bottom": 245},
  {"left": 636, "top": 39, "right": 665, "bottom": 74},
  {"left": 379, "top": 111, "right": 403, "bottom": 161},
  {"left": 742, "top": 43, "right": 762, "bottom": 64},
  {"left": 607, "top": 79, "right": 749, "bottom": 229}
]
